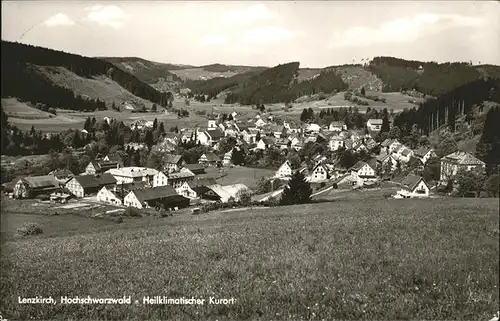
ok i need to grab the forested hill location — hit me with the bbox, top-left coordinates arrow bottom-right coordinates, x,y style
1,41 -> 171,111
188,62 -> 348,105
369,56 -> 500,96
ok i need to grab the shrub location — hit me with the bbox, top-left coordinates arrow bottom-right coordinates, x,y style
320,182 -> 326,188
332,183 -> 338,189
17,222 -> 43,236
124,207 -> 142,217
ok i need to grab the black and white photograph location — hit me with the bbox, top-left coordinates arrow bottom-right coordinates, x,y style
0,1 -> 499,320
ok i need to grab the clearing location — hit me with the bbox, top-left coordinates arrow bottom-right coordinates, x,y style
1,198 -> 498,320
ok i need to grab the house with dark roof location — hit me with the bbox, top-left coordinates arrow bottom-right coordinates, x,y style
123,186 -> 190,210
349,161 -> 376,185
163,154 -> 184,173
256,137 -> 275,150
367,119 -> 383,131
97,186 -> 123,206
167,170 -> 195,189
184,163 -> 206,175
396,174 -> 430,198
85,159 -> 121,175
414,147 -> 436,165
65,173 -> 117,198
13,175 -> 61,199
198,152 -> 221,167
329,121 -> 347,132
49,169 -> 74,183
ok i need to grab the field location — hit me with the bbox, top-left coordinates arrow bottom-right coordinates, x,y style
198,166 -> 276,190
1,198 -> 498,320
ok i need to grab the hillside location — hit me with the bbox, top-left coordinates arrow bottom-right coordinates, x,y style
101,57 -> 184,92
1,41 -> 171,111
368,56 -> 500,96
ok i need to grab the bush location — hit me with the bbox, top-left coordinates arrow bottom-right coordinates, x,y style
124,207 -> 142,217
320,182 -> 326,188
17,222 -> 43,236
332,183 -> 338,189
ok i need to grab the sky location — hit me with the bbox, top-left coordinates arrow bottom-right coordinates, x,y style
1,1 -> 499,68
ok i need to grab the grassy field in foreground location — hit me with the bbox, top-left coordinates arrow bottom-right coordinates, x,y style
1,198 -> 498,320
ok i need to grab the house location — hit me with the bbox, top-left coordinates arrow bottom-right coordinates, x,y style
184,163 -> 206,175
199,152 -> 221,167
206,128 -> 225,146
269,125 -> 285,139
275,138 -> 291,150
352,140 -> 367,152
105,167 -> 159,186
256,137 -> 275,150
207,117 -> 217,129
388,140 -> 402,154
440,151 -> 486,182
153,171 -> 169,187
328,136 -> 345,152
399,148 -> 414,163
255,118 -> 266,127
85,160 -> 120,175
196,131 -> 211,146
242,128 -> 260,144
167,171 -> 195,189
395,174 -> 430,198
414,147 -> 437,165
175,181 -> 198,199
275,160 -> 293,179
97,186 -> 123,206
349,161 -> 376,185
329,121 -> 347,132
66,173 -> 117,198
376,154 -> 398,173
207,184 -> 252,203
13,176 -> 61,199
123,186 -> 190,210
308,163 -> 330,183
366,119 -> 383,131
103,154 -> 124,166
163,154 -> 184,173
305,123 -> 321,134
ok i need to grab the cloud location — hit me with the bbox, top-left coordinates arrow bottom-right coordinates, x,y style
222,4 -> 275,25
241,26 -> 296,44
43,13 -> 75,27
85,5 -> 130,29
200,35 -> 229,45
328,13 -> 485,49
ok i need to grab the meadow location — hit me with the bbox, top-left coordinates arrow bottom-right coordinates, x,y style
1,198 -> 498,320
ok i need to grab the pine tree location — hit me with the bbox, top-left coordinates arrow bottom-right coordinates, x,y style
300,109 -> 308,122
381,115 -> 390,133
360,86 -> 366,96
476,106 -> 500,174
158,121 -> 165,134
153,118 -> 158,131
152,103 -> 157,112
279,170 -> 312,205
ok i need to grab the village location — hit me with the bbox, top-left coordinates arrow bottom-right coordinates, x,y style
6,109 -> 487,218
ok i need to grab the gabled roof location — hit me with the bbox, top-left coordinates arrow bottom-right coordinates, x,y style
401,148 -> 413,157
185,163 -> 205,172
443,151 -> 485,165
50,169 -> 74,178
201,152 -> 220,162
376,154 -> 394,162
414,147 -> 432,157
73,175 -> 100,189
168,171 -> 195,179
401,174 -> 426,191
261,137 -> 276,145
132,186 -> 179,202
22,175 -> 59,189
207,128 -> 224,139
350,161 -> 368,171
98,173 -> 117,186
164,154 -> 183,164
367,118 -> 383,125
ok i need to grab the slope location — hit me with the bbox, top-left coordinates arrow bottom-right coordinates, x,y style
1,41 -> 171,111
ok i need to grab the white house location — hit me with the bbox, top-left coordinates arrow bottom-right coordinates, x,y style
275,160 -> 293,179
395,174 -> 430,198
329,121 -> 347,132
414,147 -> 437,165
398,148 -> 414,163
440,151 -> 486,182
175,181 -> 198,199
308,163 -> 330,183
306,123 -> 321,134
223,149 -> 233,167
256,137 -> 275,150
242,128 -> 260,145
255,119 -> 267,127
376,154 -> 398,173
163,154 -> 183,173
123,185 -> 188,210
350,161 -> 376,185
153,171 -> 169,187
105,167 -> 158,186
97,186 -> 122,206
329,136 -> 345,151
366,119 -> 383,131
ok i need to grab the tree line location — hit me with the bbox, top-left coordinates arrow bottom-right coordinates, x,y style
2,41 -> 171,109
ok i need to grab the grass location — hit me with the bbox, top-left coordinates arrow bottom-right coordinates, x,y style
0,198 -> 498,320
208,166 -> 276,190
